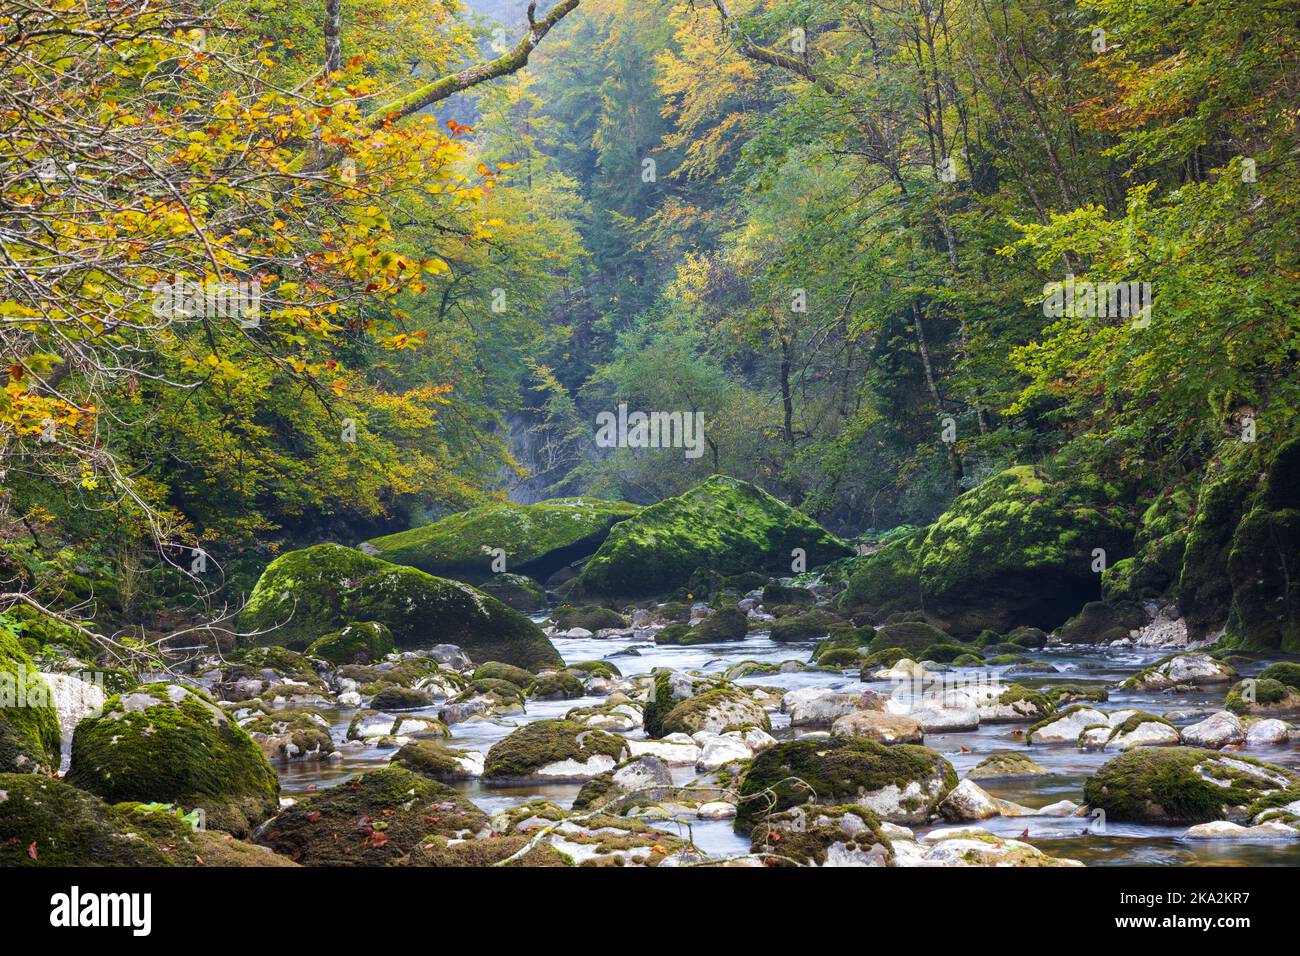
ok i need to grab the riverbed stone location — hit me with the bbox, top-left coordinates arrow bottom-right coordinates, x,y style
831,711 -> 924,744
968,752 -> 1049,779
659,685 -> 770,736
788,690 -> 883,727
1122,652 -> 1237,691
1245,719 -> 1291,745
392,740 -> 484,781
1180,711 -> 1245,749
483,719 -> 627,782
0,628 -> 61,774
1027,705 -> 1108,744
749,804 -> 893,866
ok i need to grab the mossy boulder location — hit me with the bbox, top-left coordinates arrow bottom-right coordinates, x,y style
552,604 -> 627,632
655,606 -> 748,645
240,708 -> 334,762
475,572 -> 547,612
0,625 -> 60,773
734,738 -> 956,831
750,804 -> 893,866
471,661 -> 535,688
1083,746 -> 1300,823
660,686 -> 770,736
842,466 -> 1133,637
770,608 -> 842,643
527,671 -> 585,700
868,620 -> 951,656
362,497 -> 639,583
483,719 -> 627,782
306,621 -> 393,665
1181,439 -> 1300,650
66,683 -> 279,836
240,543 -> 561,669
1055,601 -> 1144,644
0,774 -> 293,867
762,583 -> 815,607
369,685 -> 431,710
391,740 -> 483,781
574,476 -> 852,599
410,833 -> 569,867
812,625 -> 877,664
1225,678 -> 1300,716
1258,663 -> 1300,691
255,767 -> 487,865
969,752 -> 1049,780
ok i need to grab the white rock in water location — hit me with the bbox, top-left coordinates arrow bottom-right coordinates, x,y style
1246,719 -> 1290,745
740,727 -> 777,752
1179,711 -> 1244,749
939,779 -> 1000,822
338,690 -> 363,707
1185,820 -> 1300,840
40,672 -> 107,771
695,734 -> 752,771
697,801 -> 736,820
780,687 -> 831,712
564,627 -> 594,639
908,705 -> 979,733
1109,720 -> 1180,751
532,753 -> 618,780
1030,707 -> 1107,742
1037,800 -> 1082,817
1128,652 -> 1235,690
789,692 -> 878,727
627,735 -> 699,766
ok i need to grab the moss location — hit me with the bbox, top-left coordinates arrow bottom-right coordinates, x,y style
391,740 -> 479,781
256,767 -> 487,865
661,686 -> 770,736
369,685 -> 431,710
1044,684 -> 1109,706
762,583 -> 814,606
969,752 -> 1048,779
306,621 -> 394,665
1107,711 -> 1174,741
770,608 -> 842,643
859,646 -> 911,670
527,671 -> 585,700
750,804 -> 894,866
642,671 -> 682,738
0,774 -> 292,867
1258,663 -> 1300,691
240,543 -> 561,669
868,620 -> 950,655
1083,746 -> 1300,823
411,833 -> 570,867
843,465 -> 1134,636
1026,704 -> 1101,743
472,661 -> 535,688
0,624 -> 60,773
483,719 -> 626,780
363,498 -> 639,583
476,573 -> 547,613
994,684 -> 1055,720
734,738 -> 956,833
818,647 -> 869,668
569,660 -> 621,679
241,708 -> 334,760
656,606 -> 748,645
65,683 -> 279,836
919,643 -> 972,663
574,476 -> 852,599
1226,678 -> 1297,715
552,604 -> 626,632
1055,601 -> 1143,644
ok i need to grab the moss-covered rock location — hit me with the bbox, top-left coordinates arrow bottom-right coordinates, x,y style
362,498 -> 639,583
968,752 -> 1049,780
660,686 -> 770,736
1181,439 -> 1300,650
762,583 -> 815,607
574,476 -> 852,599
240,543 -> 561,669
483,719 -> 627,782
769,608 -> 842,643
655,606 -> 748,645
1083,746 -> 1300,823
476,573 -> 547,612
1055,601 -> 1144,644
410,833 -> 570,867
0,625 -> 60,773
471,661 -> 535,688
391,740 -> 483,781
868,620 -> 951,656
527,671 -> 585,700
1225,678 -> 1300,716
0,774 -> 294,867
240,708 -> 334,762
369,685 -> 431,710
306,621 -> 393,665
66,683 -> 279,836
842,466 -> 1133,636
750,804 -> 893,866
734,738 -> 956,831
255,766 -> 487,865
1258,663 -> 1300,691
552,604 -> 627,632
1121,652 -> 1237,691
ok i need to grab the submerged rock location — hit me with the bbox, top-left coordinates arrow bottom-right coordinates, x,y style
1122,652 -> 1237,691
240,543 -> 561,670
66,683 -> 279,837
968,752 -> 1049,780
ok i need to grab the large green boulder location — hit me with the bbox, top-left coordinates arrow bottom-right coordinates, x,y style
240,543 -> 561,669
0,625 -> 60,773
362,497 -> 639,583
483,719 -> 627,782
574,476 -> 852,599
0,774 -> 294,867
65,683 -> 280,836
842,466 -> 1133,637
734,738 -> 956,831
1084,746 -> 1300,823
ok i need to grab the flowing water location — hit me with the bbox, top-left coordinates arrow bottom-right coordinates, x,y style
273,619 -> 1300,866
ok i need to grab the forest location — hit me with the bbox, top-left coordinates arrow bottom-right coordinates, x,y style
0,0 -> 1298,875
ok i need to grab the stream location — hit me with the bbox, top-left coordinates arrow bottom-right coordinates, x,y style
273,616 -> 1300,867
